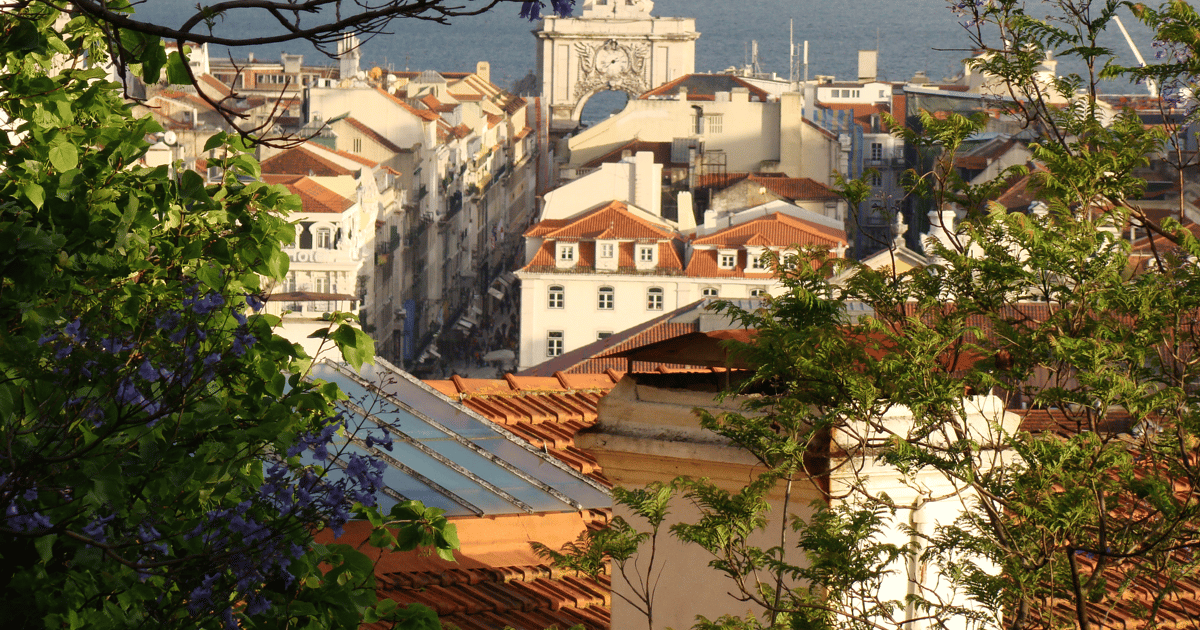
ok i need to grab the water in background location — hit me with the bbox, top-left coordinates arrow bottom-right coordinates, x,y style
133,0 -> 1159,101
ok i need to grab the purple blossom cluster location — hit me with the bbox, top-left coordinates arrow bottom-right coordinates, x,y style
519,0 -> 573,21
11,275 -> 401,628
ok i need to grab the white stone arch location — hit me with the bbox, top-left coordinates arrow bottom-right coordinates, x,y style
536,5 -> 697,131
569,87 -> 634,126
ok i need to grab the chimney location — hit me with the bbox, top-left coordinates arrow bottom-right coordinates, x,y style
676,191 -> 696,232
632,151 -> 658,215
476,61 -> 491,84
858,50 -> 878,83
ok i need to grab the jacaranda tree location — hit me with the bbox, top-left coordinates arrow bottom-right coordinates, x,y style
0,4 -> 468,629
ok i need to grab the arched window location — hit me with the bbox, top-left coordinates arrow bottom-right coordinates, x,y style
701,287 -> 719,298
548,285 -> 565,309
647,287 -> 663,310
598,286 -> 614,310
749,288 -> 766,298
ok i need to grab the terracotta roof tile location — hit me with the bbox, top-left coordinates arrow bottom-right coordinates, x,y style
686,249 -> 776,279
539,201 -> 676,241
341,117 -> 404,153
325,514 -> 610,630
525,219 -> 570,238
692,212 -> 847,249
641,73 -> 770,102
423,373 -> 620,483
376,87 -> 441,121
261,174 -> 353,213
520,301 -> 719,376
261,144 -> 356,177
696,173 -> 842,201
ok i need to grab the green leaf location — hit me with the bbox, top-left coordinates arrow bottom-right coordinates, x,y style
35,534 -> 56,564
330,323 -> 375,369
164,51 -> 190,85
48,138 -> 78,172
264,247 -> 289,280
23,182 -> 45,209
203,133 -> 227,153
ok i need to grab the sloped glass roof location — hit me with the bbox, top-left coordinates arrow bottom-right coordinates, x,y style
305,360 -> 611,517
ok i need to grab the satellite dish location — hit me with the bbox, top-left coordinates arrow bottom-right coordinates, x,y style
163,131 -> 178,146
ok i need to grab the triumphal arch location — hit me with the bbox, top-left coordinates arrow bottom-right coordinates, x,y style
535,0 -> 698,131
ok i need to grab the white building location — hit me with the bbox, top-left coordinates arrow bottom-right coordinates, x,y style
305,63 -> 539,370
516,199 -> 685,370
517,152 -> 846,371
566,76 -> 844,183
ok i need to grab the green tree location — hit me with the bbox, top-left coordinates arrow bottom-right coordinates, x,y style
537,2 -> 1200,629
0,5 -> 459,629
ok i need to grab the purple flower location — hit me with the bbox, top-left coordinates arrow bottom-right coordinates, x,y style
155,312 -> 180,332
63,318 -> 85,341
116,379 -> 143,406
245,294 -> 264,311
82,513 -> 115,543
138,360 -> 159,382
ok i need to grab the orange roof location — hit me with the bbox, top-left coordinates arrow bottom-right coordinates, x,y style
685,249 -> 775,279
641,73 -> 770,102
341,117 -> 404,153
520,301 -> 723,376
692,212 -> 847,248
262,174 -> 353,213
196,73 -> 232,99
423,372 -> 620,484
696,172 -> 842,202
533,201 -> 677,242
261,144 -> 356,177
323,513 -> 610,630
376,87 -> 441,121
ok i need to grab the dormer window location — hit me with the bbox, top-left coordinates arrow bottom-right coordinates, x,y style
600,242 -> 615,258
638,245 -> 656,263
556,243 -> 577,267
750,255 -> 766,270
718,252 -> 736,269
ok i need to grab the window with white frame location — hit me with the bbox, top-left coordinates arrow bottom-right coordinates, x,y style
869,171 -> 883,187
647,287 -> 663,310
598,286 -> 614,310
548,285 -> 564,309
316,227 -> 333,249
750,288 -> 767,297
558,244 -> 575,262
286,273 -> 297,293
638,245 -> 656,263
870,142 -> 883,161
719,253 -> 736,269
750,254 -> 766,270
600,242 -> 615,258
705,114 -> 723,134
315,275 -> 328,293
702,287 -> 719,297
547,331 -> 564,357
